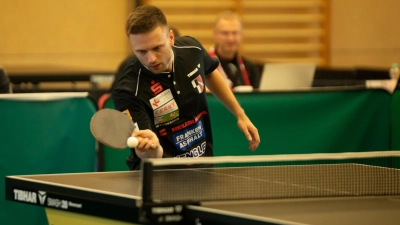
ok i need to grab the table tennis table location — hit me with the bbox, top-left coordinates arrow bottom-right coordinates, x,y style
6,161 -> 400,225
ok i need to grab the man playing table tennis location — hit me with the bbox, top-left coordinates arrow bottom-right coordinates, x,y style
111,5 -> 260,170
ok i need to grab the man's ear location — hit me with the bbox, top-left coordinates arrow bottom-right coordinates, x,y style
169,29 -> 175,46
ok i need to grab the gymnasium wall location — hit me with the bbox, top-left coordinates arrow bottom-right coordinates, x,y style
0,0 -> 134,74
330,0 -> 400,69
0,0 -> 399,73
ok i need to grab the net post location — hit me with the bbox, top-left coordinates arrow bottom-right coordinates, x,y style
141,160 -> 153,204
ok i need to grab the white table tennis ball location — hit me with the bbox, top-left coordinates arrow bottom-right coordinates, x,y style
127,136 -> 139,148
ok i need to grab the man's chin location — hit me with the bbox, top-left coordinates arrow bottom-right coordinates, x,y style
222,47 -> 238,54
147,65 -> 164,74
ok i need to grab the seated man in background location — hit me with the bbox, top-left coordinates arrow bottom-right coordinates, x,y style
0,66 -> 12,93
209,10 -> 261,90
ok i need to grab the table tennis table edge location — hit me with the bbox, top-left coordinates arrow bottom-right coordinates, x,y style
184,204 -> 307,225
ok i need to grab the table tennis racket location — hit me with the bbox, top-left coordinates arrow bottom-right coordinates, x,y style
90,108 -> 140,150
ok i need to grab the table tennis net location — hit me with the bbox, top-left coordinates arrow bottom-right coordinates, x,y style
141,151 -> 400,204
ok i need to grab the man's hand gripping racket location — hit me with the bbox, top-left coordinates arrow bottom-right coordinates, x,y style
90,108 -> 157,150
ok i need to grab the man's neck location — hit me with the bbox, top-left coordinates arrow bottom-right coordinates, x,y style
166,49 -> 175,72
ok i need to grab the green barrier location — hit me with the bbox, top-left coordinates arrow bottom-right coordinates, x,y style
391,90 -> 400,150
391,90 -> 400,168
101,89 -> 393,171
208,89 -> 391,156
0,93 -> 97,225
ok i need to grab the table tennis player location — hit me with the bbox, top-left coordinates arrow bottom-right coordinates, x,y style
111,5 -> 260,170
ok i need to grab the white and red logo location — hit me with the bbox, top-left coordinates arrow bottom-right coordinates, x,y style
191,75 -> 204,94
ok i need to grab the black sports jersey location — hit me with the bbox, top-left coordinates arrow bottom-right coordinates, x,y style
112,36 -> 219,169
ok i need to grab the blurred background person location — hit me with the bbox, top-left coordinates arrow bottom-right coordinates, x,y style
209,10 -> 261,90
0,66 -> 12,93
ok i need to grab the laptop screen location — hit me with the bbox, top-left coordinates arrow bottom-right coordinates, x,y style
258,63 -> 316,91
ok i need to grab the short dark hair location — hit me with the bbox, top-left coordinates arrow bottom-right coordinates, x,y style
125,5 -> 168,35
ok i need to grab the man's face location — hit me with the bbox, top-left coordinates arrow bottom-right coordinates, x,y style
213,18 -> 242,57
128,26 -> 174,74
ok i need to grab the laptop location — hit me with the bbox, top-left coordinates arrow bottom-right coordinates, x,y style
258,63 -> 316,91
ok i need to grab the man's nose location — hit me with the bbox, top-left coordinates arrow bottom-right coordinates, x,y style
227,32 -> 236,41
147,51 -> 157,63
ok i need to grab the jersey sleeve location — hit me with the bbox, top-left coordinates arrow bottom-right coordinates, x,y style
182,36 -> 220,75
111,67 -> 151,171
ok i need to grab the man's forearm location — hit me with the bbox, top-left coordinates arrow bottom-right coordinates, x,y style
206,70 -> 246,119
